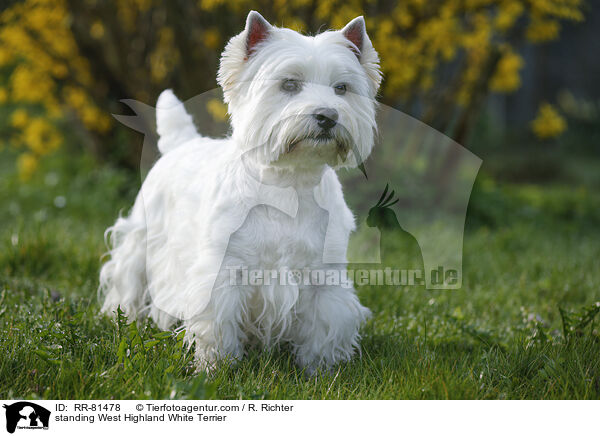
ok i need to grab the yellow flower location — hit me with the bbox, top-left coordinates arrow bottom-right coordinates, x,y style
81,106 -> 99,128
10,109 -> 29,129
17,152 -> 39,181
63,86 -> 88,110
495,1 -> 524,31
10,65 -> 55,103
22,118 -> 62,154
490,50 -> 523,92
0,87 -> 8,104
531,103 -> 566,139
206,98 -> 228,122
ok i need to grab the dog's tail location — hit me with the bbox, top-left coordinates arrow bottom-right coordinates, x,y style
156,89 -> 198,154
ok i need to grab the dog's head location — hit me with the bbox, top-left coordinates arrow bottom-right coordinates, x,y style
218,11 -> 381,172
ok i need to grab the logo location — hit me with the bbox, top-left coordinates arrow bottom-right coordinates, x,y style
2,402 -> 50,433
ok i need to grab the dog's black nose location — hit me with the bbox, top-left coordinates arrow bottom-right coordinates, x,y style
313,108 -> 338,130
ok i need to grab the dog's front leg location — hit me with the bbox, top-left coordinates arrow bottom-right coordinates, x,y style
290,284 -> 371,376
186,284 -> 253,372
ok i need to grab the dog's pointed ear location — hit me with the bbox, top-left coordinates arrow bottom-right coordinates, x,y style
342,16 -> 367,58
245,11 -> 272,57
218,11 -> 273,104
341,16 -> 382,95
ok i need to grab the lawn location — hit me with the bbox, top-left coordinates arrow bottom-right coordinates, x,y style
1,148 -> 600,400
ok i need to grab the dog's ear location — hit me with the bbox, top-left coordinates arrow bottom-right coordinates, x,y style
342,16 -> 366,58
218,11 -> 273,104
245,11 -> 272,57
341,16 -> 382,95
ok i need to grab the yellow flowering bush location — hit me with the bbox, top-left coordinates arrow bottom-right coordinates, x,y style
489,49 -> 524,93
531,103 -> 567,139
0,0 -> 585,179
0,0 -> 111,178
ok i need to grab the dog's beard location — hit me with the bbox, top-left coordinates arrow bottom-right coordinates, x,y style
280,133 -> 352,172
286,133 -> 350,157
262,115 -> 355,166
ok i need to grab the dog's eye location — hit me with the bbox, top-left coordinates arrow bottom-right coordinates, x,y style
281,79 -> 302,93
334,84 -> 347,95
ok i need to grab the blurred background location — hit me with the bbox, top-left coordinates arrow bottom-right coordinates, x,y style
0,0 -> 597,179
0,0 -> 595,181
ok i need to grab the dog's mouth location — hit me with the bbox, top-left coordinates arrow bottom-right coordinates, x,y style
315,132 -> 333,141
286,133 -> 347,154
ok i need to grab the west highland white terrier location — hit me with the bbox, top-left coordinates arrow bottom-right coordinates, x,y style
99,11 -> 382,374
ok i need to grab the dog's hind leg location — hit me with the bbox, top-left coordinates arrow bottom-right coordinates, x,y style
99,209 -> 149,320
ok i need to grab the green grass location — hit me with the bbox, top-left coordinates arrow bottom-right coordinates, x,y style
1,149 -> 600,399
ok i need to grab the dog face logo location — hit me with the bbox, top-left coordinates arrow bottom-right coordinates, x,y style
2,402 -> 50,433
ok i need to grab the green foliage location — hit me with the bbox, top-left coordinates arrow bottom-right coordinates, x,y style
559,302 -> 600,342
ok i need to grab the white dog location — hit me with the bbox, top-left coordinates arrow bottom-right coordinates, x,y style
99,11 -> 382,374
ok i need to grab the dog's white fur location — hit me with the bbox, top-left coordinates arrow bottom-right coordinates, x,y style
99,11 -> 382,374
